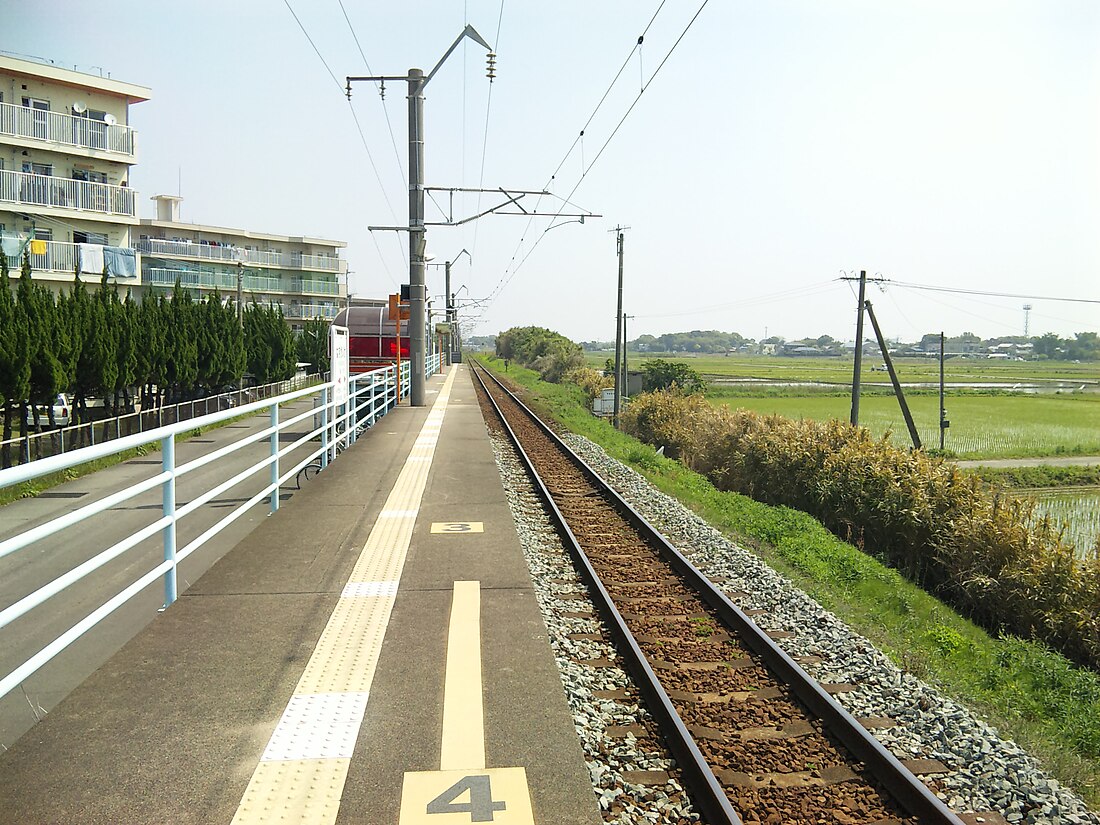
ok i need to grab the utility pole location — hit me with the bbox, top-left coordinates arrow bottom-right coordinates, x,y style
347,25 -> 493,406
611,226 -> 629,427
850,270 -> 867,426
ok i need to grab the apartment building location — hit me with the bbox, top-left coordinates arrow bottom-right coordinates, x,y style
138,195 -> 346,328
0,54 -> 149,291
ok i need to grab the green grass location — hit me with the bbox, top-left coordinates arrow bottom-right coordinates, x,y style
478,353 -> 1100,807
711,393 -> 1100,459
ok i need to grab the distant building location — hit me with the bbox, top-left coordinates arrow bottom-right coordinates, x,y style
0,54 -> 150,293
137,195 -> 347,329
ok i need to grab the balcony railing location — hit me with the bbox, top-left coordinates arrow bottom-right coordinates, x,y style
293,278 -> 340,295
135,239 -> 341,272
1,238 -> 78,274
286,303 -> 339,320
0,101 -> 136,156
0,169 -> 135,217
143,268 -> 338,300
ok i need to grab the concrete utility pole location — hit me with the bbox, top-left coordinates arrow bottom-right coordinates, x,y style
347,25 -> 493,406
849,270 -> 867,426
611,226 -> 629,427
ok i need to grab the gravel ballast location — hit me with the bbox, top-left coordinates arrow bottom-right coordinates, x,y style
486,420 -> 1099,825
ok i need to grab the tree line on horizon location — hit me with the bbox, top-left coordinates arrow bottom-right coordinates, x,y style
0,252 -> 329,468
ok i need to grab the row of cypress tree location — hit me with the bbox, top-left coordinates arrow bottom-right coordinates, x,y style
0,251 -> 306,468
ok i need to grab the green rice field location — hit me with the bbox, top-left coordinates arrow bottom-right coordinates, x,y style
711,393 -> 1100,459
1031,488 -> 1100,557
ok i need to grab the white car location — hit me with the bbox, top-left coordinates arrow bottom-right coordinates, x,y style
25,393 -> 73,428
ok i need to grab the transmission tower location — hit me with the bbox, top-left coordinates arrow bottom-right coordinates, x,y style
1023,303 -> 1032,336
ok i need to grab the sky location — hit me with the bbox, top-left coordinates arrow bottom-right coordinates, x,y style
8,0 -> 1099,344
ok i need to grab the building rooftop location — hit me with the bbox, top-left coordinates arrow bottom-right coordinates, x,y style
0,53 -> 151,103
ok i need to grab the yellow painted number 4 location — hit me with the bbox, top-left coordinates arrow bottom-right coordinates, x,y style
427,775 -> 505,822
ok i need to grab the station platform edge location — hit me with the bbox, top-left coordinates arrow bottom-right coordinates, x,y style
0,364 -> 602,825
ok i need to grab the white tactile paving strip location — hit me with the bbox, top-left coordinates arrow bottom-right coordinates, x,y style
231,367 -> 458,825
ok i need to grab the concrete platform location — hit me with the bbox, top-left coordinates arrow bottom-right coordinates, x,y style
0,364 -> 600,825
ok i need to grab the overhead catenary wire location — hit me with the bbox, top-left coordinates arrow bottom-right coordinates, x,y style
283,0 -> 406,278
469,0 -> 507,282
484,0 -> 668,304
484,0 -> 707,308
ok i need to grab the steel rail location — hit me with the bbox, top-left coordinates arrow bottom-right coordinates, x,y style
472,364 -> 743,825
473,363 -> 965,825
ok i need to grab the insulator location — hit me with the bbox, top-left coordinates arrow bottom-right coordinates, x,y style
486,52 -> 497,82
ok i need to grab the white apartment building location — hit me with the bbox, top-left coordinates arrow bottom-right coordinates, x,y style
138,195 -> 346,328
0,54 -> 149,291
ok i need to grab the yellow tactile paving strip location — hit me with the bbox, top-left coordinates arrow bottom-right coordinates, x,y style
439,581 -> 484,772
231,367 -> 457,825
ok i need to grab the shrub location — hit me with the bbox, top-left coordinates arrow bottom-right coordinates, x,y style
621,391 -> 1100,671
566,367 -> 614,402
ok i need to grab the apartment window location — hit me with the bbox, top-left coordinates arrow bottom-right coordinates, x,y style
33,228 -> 52,241
72,169 -> 108,184
22,162 -> 53,176
73,230 -> 107,245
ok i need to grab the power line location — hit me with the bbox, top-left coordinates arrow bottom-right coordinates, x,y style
484,0 -> 668,304
283,0 -> 406,277
859,278 -> 1100,305
485,0 -> 709,307
282,0 -> 343,93
337,0 -> 406,187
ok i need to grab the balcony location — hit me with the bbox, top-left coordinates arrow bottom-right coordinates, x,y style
143,268 -> 336,297
1,238 -> 78,273
0,101 -> 135,157
0,169 -> 136,218
293,278 -> 340,295
135,238 -> 341,272
286,303 -> 339,320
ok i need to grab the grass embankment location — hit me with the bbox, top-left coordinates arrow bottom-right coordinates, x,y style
476,354 -> 1100,807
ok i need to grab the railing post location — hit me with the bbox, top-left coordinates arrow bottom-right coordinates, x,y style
162,434 -> 177,608
270,403 -> 280,513
350,379 -> 359,444
320,386 -> 329,468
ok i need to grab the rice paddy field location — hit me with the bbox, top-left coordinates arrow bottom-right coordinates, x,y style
1030,488 -> 1100,558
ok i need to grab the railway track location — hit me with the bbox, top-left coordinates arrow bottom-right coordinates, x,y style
472,363 -> 966,825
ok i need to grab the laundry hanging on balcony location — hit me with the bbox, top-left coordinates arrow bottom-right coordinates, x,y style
29,239 -> 48,255
0,232 -> 29,259
78,242 -> 105,275
103,246 -> 137,278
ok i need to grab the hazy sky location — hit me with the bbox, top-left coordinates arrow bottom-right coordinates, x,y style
9,1 -> 1099,343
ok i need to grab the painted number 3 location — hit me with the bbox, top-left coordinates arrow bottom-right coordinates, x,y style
426,775 -> 506,822
443,523 -> 472,532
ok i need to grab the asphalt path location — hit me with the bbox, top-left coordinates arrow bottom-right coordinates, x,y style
0,398 -> 320,749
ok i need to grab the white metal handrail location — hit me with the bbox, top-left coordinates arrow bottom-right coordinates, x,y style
0,169 -> 135,217
0,362 -> 416,703
0,101 -> 135,156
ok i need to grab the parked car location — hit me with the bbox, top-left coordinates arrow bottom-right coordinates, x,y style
25,393 -> 73,428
